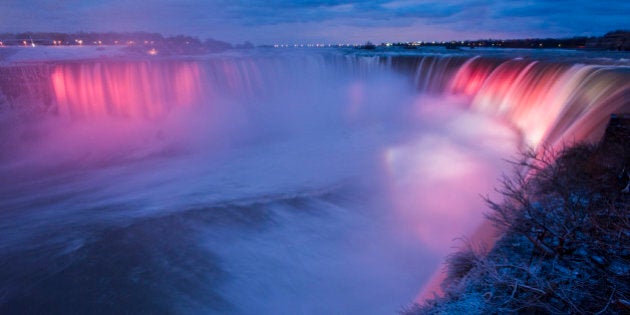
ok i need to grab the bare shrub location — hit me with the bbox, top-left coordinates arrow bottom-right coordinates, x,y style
407,139 -> 630,314
442,241 -> 487,290
481,142 -> 630,314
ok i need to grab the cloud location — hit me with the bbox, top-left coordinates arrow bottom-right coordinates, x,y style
0,0 -> 628,44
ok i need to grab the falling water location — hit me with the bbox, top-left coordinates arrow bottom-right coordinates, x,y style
448,56 -> 630,146
0,48 -> 628,314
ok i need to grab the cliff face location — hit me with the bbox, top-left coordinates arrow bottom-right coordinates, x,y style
586,30 -> 630,51
602,114 -> 630,148
0,65 -> 53,113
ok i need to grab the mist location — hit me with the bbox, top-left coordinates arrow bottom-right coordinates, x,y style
0,50 -> 526,313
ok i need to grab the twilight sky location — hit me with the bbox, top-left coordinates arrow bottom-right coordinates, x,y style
1,0 -> 628,45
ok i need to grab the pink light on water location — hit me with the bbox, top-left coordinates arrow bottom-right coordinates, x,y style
51,61 -> 204,119
380,106 -> 519,301
449,58 -> 630,147
449,57 -> 496,96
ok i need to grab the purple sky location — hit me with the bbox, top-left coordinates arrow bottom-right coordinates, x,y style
1,0 -> 628,45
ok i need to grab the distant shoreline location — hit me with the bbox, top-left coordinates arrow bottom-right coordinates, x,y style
1,30 -> 628,51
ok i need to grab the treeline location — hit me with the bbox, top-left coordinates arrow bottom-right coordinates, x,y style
359,30 -> 629,51
0,31 -> 238,53
381,36 -> 590,49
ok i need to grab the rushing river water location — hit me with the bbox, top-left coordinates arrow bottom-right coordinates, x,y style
0,47 -> 628,314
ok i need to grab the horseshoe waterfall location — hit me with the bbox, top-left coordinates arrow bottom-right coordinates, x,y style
0,48 -> 628,314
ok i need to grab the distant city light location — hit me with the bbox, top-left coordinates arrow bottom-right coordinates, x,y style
0,32 -> 601,50
147,48 -> 158,55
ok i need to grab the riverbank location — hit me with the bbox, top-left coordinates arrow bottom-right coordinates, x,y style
407,114 -> 630,314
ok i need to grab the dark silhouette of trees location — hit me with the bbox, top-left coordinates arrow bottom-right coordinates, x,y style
0,32 -> 233,53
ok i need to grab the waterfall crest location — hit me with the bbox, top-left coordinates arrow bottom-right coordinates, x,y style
1,53 -> 627,148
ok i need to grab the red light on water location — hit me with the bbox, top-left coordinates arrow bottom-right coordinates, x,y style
51,61 -> 203,119
448,58 -> 629,147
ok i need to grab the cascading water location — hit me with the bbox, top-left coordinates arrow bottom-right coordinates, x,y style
448,56 -> 630,147
0,48 -> 628,314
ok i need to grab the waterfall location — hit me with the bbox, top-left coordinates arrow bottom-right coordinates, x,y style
446,57 -> 630,146
1,53 -> 627,148
1,50 -> 628,314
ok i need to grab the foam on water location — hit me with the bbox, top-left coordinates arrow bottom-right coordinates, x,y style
0,48 -> 628,313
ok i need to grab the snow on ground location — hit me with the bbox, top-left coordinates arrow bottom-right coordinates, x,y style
0,45 -> 129,64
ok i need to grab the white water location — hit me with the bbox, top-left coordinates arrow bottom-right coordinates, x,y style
0,48 -> 626,314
